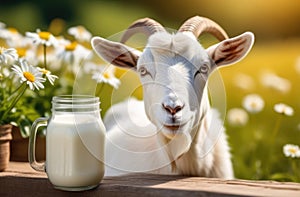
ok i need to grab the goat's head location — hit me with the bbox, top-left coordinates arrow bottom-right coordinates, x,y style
92,16 -> 254,141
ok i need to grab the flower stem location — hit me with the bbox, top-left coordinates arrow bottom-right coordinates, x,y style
291,159 -> 300,181
7,83 -> 24,100
96,83 -> 104,96
271,115 -> 282,144
43,44 -> 47,69
1,83 -> 27,122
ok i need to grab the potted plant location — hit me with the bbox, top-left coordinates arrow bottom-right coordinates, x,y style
0,21 -> 121,164
0,28 -> 59,163
0,124 -> 12,171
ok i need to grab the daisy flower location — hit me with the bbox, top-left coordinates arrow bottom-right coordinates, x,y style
68,25 -> 92,42
11,60 -> 46,90
92,65 -> 120,89
56,40 -> 91,64
25,29 -> 58,47
283,144 -> 300,158
38,67 -> 58,85
260,72 -> 291,94
0,27 -> 25,48
226,108 -> 249,127
233,73 -> 255,90
83,61 -> 100,73
0,46 -> 18,65
0,27 -> 21,40
242,94 -> 265,114
56,39 -> 91,74
15,47 -> 27,59
274,103 -> 294,116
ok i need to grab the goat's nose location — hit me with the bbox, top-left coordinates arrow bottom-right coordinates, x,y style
162,103 -> 184,115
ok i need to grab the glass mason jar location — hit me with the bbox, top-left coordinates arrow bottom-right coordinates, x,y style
29,95 -> 106,191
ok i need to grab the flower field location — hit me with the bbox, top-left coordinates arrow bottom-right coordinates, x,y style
220,40 -> 300,182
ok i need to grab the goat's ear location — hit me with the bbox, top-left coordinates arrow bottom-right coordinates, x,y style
91,36 -> 142,70
206,32 -> 254,67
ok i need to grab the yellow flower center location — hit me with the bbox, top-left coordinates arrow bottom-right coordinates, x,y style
250,102 -> 257,109
23,72 -> 35,82
288,148 -> 297,154
78,26 -> 85,34
16,48 -> 26,57
103,72 -> 110,79
65,41 -> 78,51
38,31 -> 51,40
8,27 -> 18,34
39,68 -> 49,75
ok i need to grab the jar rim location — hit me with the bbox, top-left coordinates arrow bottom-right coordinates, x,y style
53,95 -> 99,102
52,95 -> 100,112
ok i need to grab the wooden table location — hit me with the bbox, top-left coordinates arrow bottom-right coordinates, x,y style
1,162 -> 300,196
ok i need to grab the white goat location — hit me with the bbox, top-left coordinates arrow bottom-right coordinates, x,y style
91,16 -> 254,178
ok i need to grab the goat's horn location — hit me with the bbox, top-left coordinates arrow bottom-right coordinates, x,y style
178,16 -> 229,41
120,18 -> 166,43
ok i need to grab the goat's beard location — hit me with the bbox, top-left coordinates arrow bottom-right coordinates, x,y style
158,126 -> 193,160
145,100 -> 199,159
154,113 -> 199,160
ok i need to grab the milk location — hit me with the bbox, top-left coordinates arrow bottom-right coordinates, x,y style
46,114 -> 105,189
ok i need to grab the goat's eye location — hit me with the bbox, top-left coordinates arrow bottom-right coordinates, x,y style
194,70 -> 200,78
139,67 -> 148,76
200,64 -> 209,74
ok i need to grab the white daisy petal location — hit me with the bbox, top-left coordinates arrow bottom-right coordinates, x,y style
11,60 -> 46,91
260,72 -> 291,93
227,108 -> 249,126
37,67 -> 58,85
28,82 -> 34,90
68,25 -> 92,42
0,46 -> 18,65
283,144 -> 300,158
26,29 -> 58,47
91,65 -> 120,89
242,94 -> 265,114
274,103 -> 294,116
56,40 -> 91,67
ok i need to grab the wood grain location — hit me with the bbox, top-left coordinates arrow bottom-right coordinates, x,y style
0,162 -> 299,197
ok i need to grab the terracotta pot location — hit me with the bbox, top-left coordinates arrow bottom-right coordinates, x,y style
0,124 -> 13,172
10,126 -> 46,162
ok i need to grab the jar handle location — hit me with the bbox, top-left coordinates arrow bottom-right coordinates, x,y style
28,117 -> 48,172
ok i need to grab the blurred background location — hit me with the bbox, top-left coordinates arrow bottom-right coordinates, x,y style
1,0 -> 300,41
1,0 -> 300,181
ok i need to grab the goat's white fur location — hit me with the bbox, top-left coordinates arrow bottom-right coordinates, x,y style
104,88 -> 233,178
92,19 -> 254,179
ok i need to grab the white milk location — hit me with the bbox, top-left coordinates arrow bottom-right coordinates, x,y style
46,114 -> 105,188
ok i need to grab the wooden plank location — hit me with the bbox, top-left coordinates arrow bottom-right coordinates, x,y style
0,162 -> 300,197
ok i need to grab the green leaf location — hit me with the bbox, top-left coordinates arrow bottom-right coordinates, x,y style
270,173 -> 297,182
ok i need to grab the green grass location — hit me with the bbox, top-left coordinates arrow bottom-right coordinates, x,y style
220,39 -> 300,181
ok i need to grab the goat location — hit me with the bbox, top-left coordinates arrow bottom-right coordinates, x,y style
91,16 -> 254,178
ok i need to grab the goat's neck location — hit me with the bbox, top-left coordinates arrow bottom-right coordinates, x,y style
175,94 -> 212,176
160,88 -> 212,175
